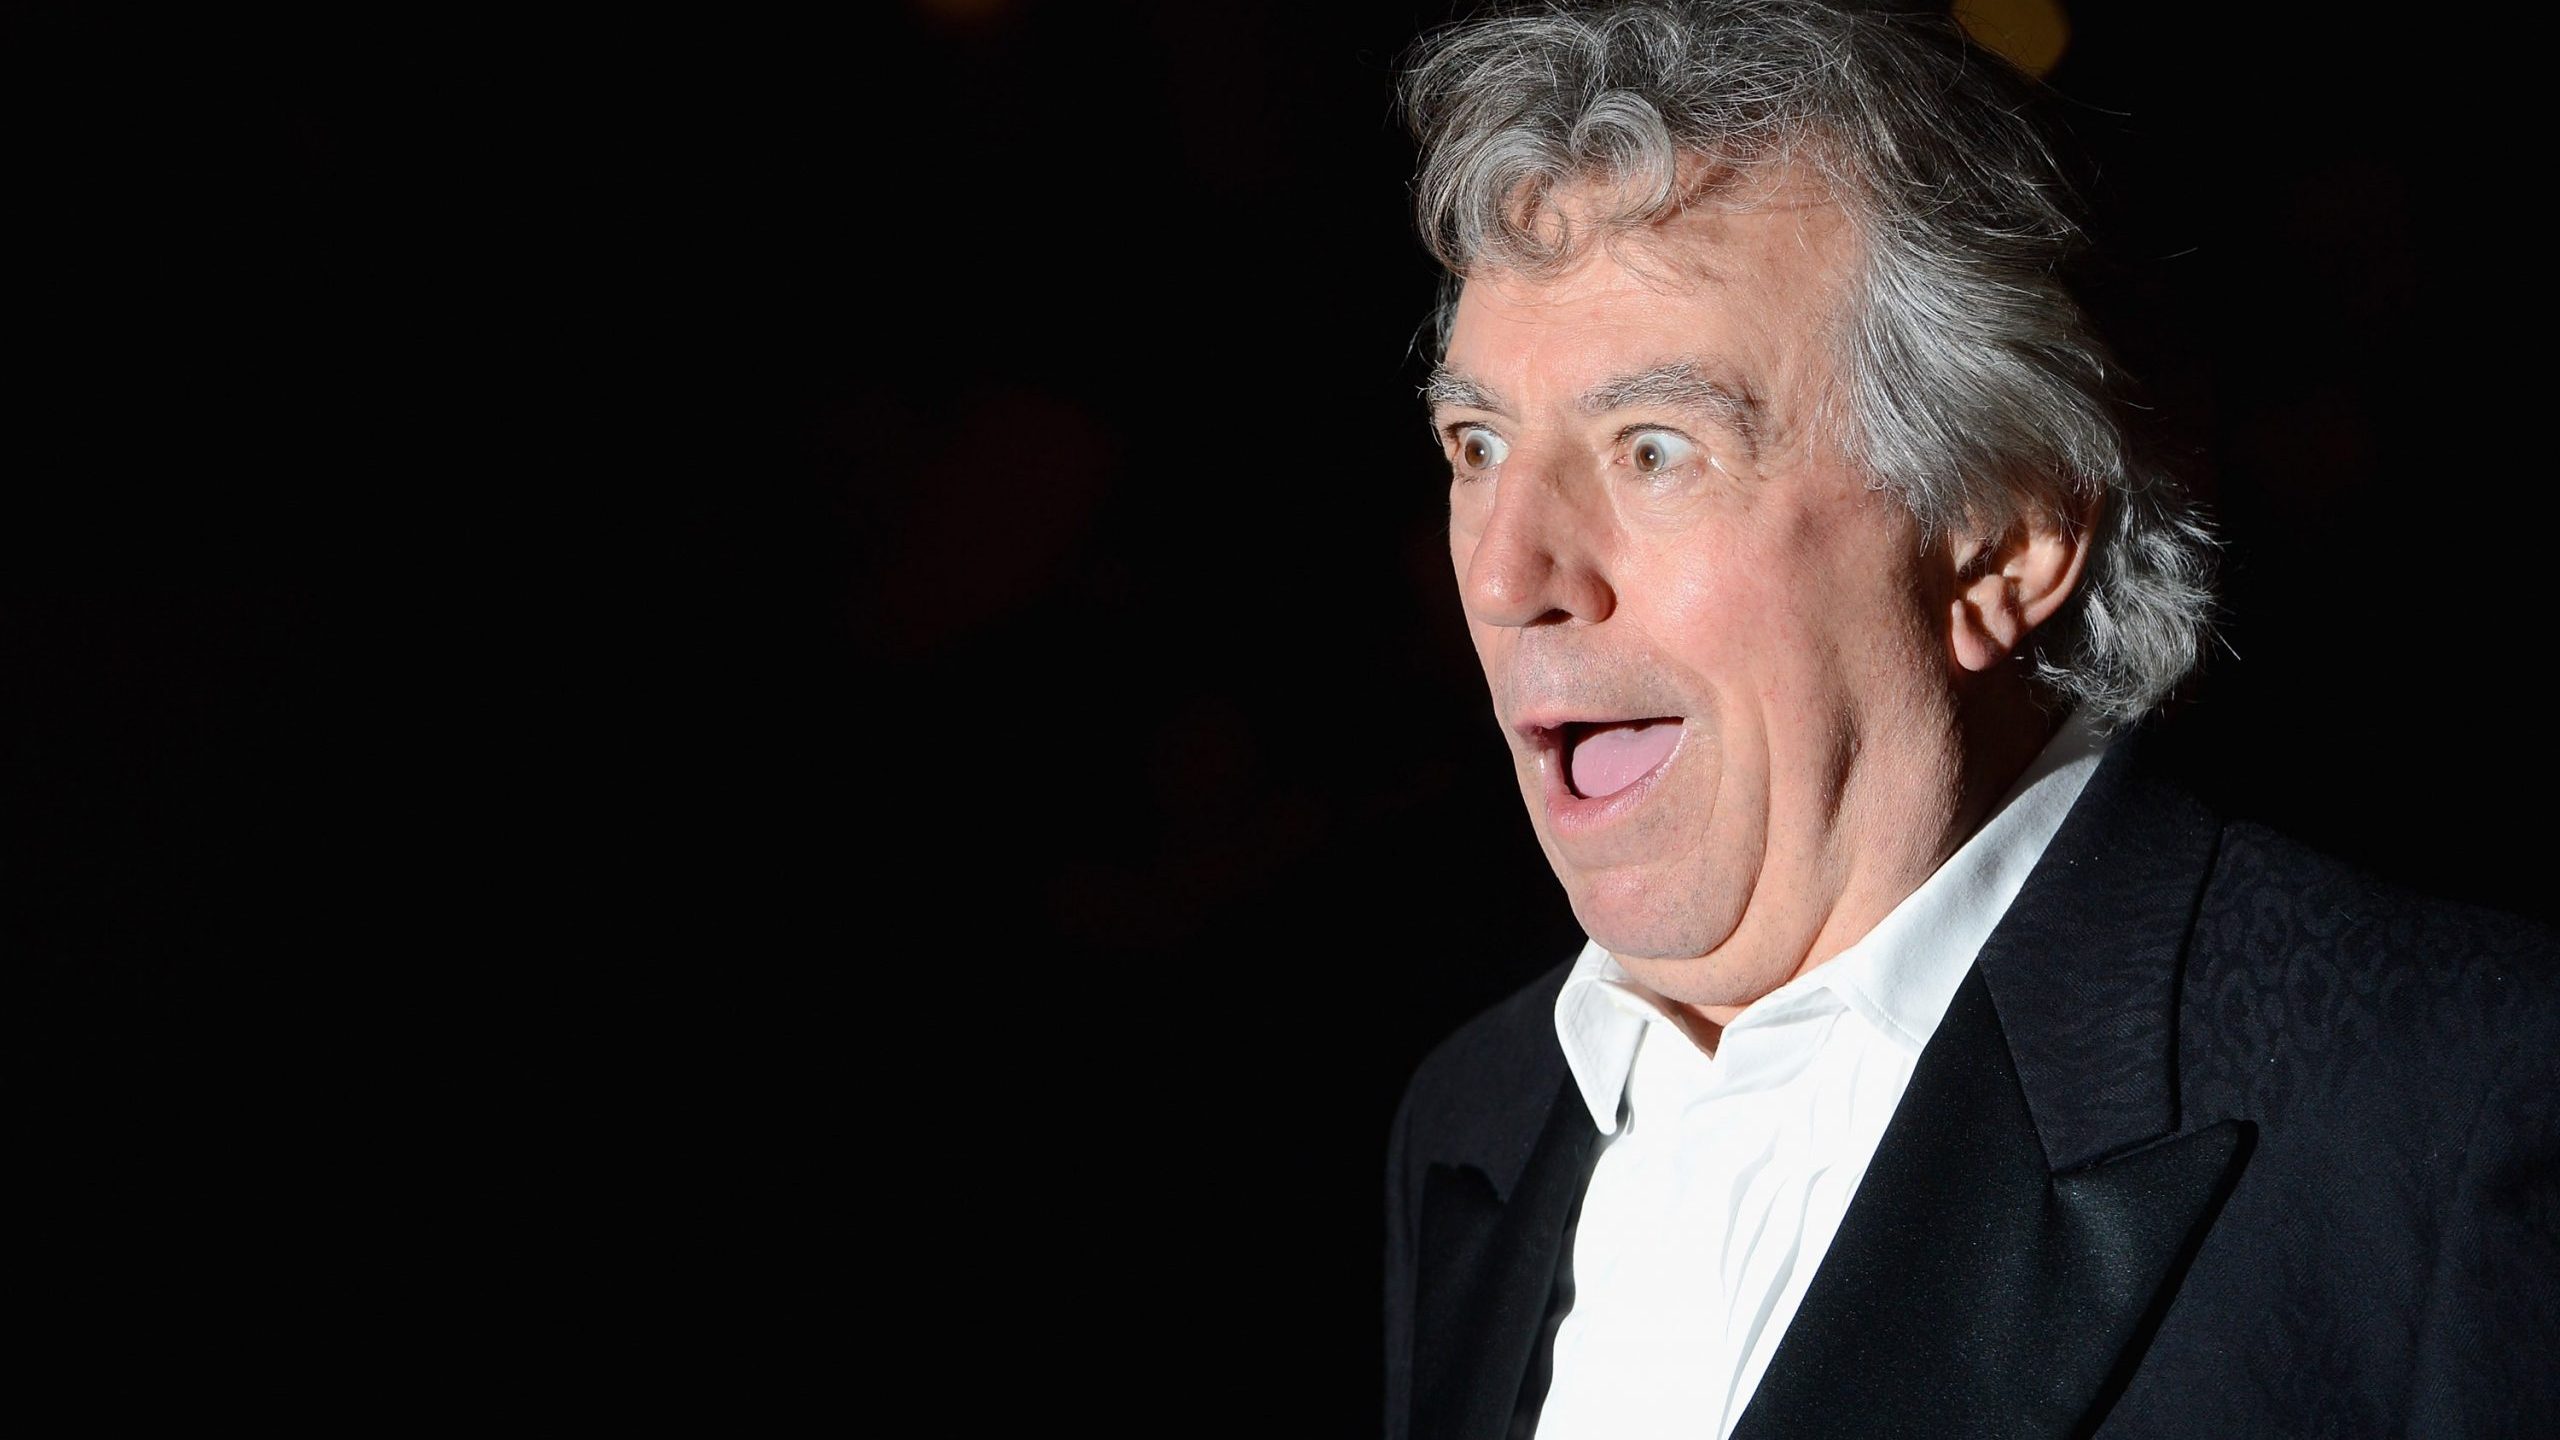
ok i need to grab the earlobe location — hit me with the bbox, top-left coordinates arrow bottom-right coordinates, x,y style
1945,497 -> 2097,674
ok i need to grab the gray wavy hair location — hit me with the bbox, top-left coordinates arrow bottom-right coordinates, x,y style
1400,0 -> 2215,726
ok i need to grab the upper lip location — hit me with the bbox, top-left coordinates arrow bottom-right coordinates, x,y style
1507,712 -> 1689,804
1510,712 -> 1685,754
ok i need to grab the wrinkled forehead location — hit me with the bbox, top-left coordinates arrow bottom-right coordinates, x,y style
1545,156 -> 1848,251
1439,161 -> 1861,354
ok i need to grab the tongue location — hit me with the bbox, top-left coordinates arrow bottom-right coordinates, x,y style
1568,719 -> 1682,799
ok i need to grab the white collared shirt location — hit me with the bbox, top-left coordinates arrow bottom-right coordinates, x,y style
1534,715 -> 2111,1440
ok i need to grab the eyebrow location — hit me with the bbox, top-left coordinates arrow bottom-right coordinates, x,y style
1577,361 -> 1759,445
1422,367 -> 1505,414
1424,359 -> 1760,451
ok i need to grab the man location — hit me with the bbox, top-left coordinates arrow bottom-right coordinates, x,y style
1381,4 -> 2559,1438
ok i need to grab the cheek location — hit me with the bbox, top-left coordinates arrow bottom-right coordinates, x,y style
1788,509 -> 1941,673
1636,509 -> 1931,767
1642,538 -> 1801,683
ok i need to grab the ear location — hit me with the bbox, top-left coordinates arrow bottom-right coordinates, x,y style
1945,494 -> 2098,674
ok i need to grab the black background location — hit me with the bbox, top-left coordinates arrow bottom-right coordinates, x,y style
10,0 -> 2553,1424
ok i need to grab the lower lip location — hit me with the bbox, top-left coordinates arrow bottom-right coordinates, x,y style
1542,723 -> 1685,835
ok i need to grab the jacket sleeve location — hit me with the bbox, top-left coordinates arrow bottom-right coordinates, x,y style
2405,1004 -> 2560,1434
1384,1076 -> 1420,1440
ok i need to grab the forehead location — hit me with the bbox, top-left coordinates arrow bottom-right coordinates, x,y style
1442,167 -> 1858,397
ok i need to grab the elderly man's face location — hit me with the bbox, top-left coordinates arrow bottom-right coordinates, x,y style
1430,174 -> 1970,1019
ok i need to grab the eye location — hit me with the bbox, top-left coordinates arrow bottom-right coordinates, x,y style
1628,430 -> 1698,475
1453,426 -> 1509,473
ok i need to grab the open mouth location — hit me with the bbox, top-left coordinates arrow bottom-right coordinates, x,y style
1559,717 -> 1684,800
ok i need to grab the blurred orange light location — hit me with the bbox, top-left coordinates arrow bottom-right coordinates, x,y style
1954,0 -> 2070,78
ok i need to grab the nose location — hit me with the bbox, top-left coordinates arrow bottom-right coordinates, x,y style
1458,465 -> 1616,629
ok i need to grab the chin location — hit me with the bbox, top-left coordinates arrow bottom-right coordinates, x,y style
1563,873 -> 1739,971
1605,942 -> 1792,1015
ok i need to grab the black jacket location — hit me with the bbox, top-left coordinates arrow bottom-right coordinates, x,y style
1385,739 -> 2560,1439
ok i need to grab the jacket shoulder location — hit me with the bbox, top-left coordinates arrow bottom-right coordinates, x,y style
1382,956 -> 1583,1440
1394,955 -> 1579,1165
2184,819 -> 2560,1120
2113,821 -> 2560,1432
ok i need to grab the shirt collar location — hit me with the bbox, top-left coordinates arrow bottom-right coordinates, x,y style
1554,711 -> 2114,1133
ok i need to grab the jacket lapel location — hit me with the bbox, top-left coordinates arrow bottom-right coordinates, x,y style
1729,971 -> 2244,1440
1733,737 -> 2252,1440
1412,1074 -> 1600,1440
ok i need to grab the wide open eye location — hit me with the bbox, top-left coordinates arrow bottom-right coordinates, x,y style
1454,426 -> 1509,473
1628,430 -> 1698,475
